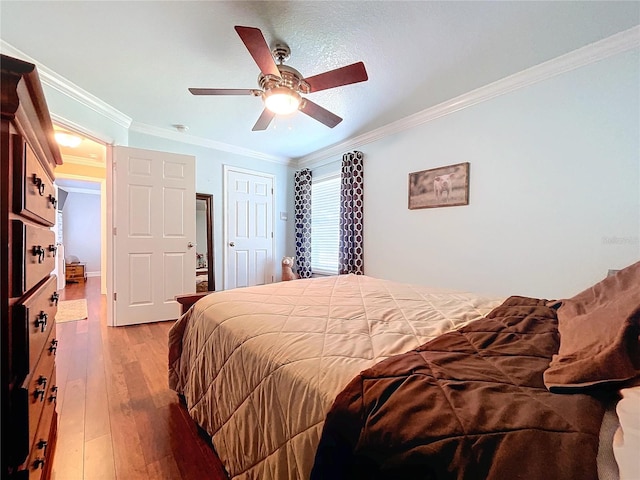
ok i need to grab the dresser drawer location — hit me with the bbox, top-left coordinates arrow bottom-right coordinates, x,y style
13,137 -> 57,227
26,356 -> 56,461
11,221 -> 57,297
13,346 -> 57,471
25,368 -> 57,480
16,276 -> 58,376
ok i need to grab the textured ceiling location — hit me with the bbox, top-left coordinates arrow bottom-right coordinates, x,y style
1,1 -> 638,161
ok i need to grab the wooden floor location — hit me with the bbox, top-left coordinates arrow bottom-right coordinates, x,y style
51,277 -> 229,480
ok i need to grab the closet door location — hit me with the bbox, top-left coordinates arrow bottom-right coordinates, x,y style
224,167 -> 275,290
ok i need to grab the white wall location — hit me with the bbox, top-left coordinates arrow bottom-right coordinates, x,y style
357,49 -> 639,299
62,191 -> 102,276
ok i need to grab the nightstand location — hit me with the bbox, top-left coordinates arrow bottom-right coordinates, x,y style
175,292 -> 211,315
65,262 -> 87,283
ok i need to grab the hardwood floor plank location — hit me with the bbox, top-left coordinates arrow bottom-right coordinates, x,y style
102,334 -> 149,479
147,454 -> 182,480
107,389 -> 149,480
84,364 -> 110,442
58,378 -> 86,436
51,428 -> 84,480
83,434 -> 116,480
131,333 -> 176,409
65,329 -> 88,382
122,360 -> 173,464
54,378 -> 86,480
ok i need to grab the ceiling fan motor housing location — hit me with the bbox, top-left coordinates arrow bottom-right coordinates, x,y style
258,65 -> 310,95
272,43 -> 291,64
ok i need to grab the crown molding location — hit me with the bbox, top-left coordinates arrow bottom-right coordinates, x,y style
58,185 -> 101,196
1,40 -> 132,129
129,121 -> 293,165
60,154 -> 105,167
297,25 -> 640,169
50,112 -> 115,146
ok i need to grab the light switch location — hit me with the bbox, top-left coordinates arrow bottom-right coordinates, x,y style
280,212 -> 288,221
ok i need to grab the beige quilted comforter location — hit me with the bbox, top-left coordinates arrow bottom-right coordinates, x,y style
168,274 -> 504,480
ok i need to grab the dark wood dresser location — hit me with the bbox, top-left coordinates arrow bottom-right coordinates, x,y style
2,54 -> 63,480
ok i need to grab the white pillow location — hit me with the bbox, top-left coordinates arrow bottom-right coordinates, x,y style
613,386 -> 640,480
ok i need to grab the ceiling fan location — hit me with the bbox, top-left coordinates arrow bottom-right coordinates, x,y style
189,26 -> 368,131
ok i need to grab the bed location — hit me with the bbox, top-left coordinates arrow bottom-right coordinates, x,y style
168,264 -> 640,480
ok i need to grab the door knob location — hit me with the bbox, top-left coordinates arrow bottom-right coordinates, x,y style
187,242 -> 195,248
229,242 -> 235,247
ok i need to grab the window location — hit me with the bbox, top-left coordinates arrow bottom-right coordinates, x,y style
311,175 -> 340,275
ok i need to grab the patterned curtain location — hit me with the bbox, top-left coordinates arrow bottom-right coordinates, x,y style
339,151 -> 365,275
294,169 -> 313,278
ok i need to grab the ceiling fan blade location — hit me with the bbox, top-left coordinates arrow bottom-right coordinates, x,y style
189,88 -> 260,96
252,108 -> 276,131
305,62 -> 368,93
299,99 -> 343,128
235,26 -> 281,78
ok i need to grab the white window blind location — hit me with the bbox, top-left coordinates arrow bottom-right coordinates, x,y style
311,175 -> 340,275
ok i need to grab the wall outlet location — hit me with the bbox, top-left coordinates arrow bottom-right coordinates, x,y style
280,212 -> 288,221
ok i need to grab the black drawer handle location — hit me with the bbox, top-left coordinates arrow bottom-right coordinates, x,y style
51,291 -> 59,306
37,439 -> 48,457
35,311 -> 48,332
33,457 -> 45,470
32,174 -> 45,196
33,375 -> 48,402
33,245 -> 45,263
33,387 -> 46,402
49,386 -> 58,404
49,338 -> 58,355
49,194 -> 57,208
49,244 -> 57,256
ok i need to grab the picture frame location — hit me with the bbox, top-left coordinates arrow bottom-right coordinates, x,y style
408,162 -> 470,209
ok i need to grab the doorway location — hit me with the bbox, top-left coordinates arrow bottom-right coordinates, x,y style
53,124 -> 107,297
55,178 -> 103,286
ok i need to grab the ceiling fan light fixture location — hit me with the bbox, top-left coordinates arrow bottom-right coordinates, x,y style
264,87 -> 301,115
54,132 -> 83,148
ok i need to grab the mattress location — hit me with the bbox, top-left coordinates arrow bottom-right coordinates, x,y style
168,274 -> 505,479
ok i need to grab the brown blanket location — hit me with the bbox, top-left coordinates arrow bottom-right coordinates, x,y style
311,296 -> 606,480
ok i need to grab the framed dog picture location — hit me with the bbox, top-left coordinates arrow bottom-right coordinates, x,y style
408,162 -> 470,209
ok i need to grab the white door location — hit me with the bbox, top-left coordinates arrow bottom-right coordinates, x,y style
113,146 -> 195,326
224,167 -> 274,289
